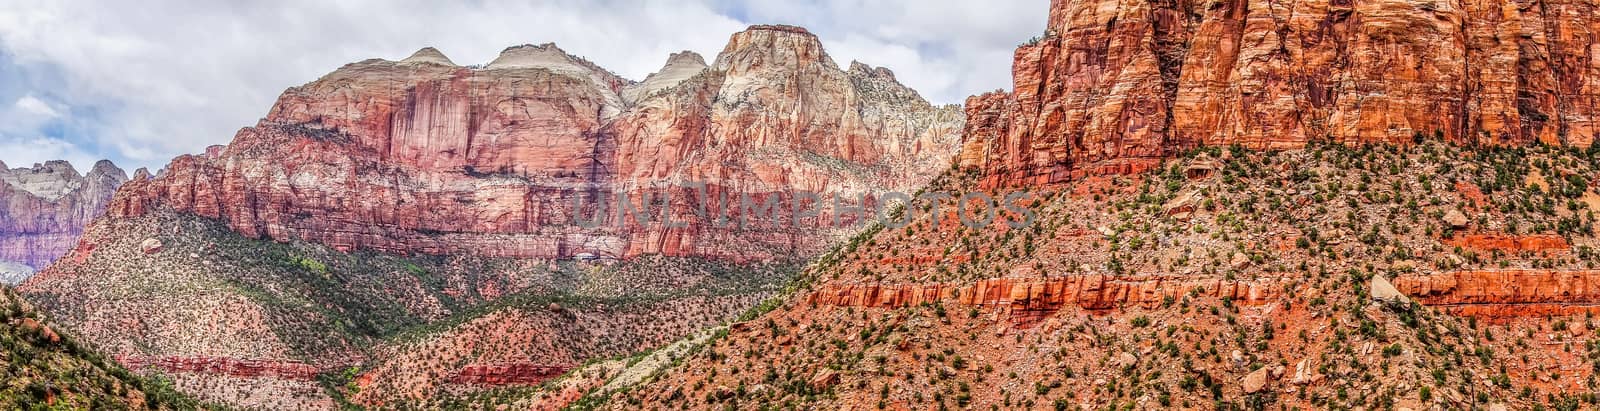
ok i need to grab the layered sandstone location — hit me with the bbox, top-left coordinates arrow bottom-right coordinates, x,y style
449,363 -> 569,386
106,25 -> 962,261
1396,269 -> 1600,319
0,160 -> 126,283
1443,234 -> 1570,254
961,0 -> 1600,186
808,275 -> 1285,326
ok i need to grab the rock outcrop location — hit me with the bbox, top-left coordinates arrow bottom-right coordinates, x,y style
0,160 -> 126,283
449,363 -> 570,386
1396,269 -> 1600,319
105,25 -> 962,262
810,276 -> 1284,310
621,51 -> 707,103
961,0 -> 1600,186
1443,234 -> 1570,254
808,275 -> 1285,326
1368,275 -> 1409,304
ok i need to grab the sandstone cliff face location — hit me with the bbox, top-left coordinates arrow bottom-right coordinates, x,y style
606,25 -> 964,257
962,0 -> 1600,186
107,25 -> 962,261
0,160 -> 126,283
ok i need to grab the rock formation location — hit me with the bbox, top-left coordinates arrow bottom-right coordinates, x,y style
961,0 -> 1600,187
105,25 -> 962,261
1443,233 -> 1570,254
593,113 -> 1600,408
0,160 -> 126,283
449,363 -> 569,386
1395,269 -> 1600,319
808,275 -> 1283,311
808,275 -> 1286,326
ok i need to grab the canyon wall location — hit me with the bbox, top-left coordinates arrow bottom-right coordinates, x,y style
104,26 -> 963,261
0,160 -> 125,283
961,0 -> 1600,186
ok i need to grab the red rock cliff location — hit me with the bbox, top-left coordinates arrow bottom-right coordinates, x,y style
962,0 -> 1600,186
106,26 -> 963,261
0,160 -> 125,282
1396,269 -> 1600,319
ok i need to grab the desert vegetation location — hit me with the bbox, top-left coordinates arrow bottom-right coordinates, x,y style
582,141 -> 1600,410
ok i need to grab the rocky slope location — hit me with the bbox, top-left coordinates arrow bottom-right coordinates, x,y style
0,160 -> 126,284
591,141 -> 1600,410
0,286 -> 202,409
960,0 -> 1600,187
22,25 -> 961,409
569,1 -> 1600,409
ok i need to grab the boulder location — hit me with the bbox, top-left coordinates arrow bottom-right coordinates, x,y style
1290,358 -> 1321,385
1369,275 -> 1410,304
1444,209 -> 1470,229
1184,156 -> 1221,180
809,369 -> 840,390
1164,191 -> 1198,221
140,238 -> 164,254
1230,252 -> 1250,269
1242,367 -> 1271,393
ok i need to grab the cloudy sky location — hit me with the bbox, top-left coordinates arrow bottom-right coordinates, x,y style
0,0 -> 1046,171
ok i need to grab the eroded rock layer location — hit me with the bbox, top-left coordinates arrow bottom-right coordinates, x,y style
961,0 -> 1600,186
807,275 -> 1287,326
1396,269 -> 1600,319
808,275 -> 1284,311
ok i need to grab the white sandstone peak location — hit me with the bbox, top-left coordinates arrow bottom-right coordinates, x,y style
400,47 -> 457,66
624,51 -> 710,103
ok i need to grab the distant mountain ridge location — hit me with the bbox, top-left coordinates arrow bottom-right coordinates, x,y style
104,24 -> 962,262
0,159 -> 126,284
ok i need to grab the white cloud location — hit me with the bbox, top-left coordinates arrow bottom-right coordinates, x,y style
0,0 -> 1046,170
0,137 -> 97,171
0,93 -> 98,168
12,94 -> 60,118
